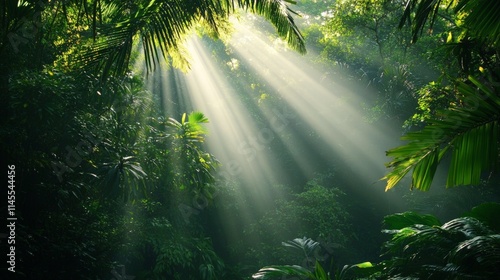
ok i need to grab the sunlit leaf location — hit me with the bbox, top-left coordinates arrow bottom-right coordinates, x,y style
74,0 -> 305,77
354,261 -> 373,268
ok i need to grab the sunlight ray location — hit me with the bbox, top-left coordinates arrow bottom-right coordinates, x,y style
147,37 -> 302,232
228,21 -> 401,190
140,19 -> 407,252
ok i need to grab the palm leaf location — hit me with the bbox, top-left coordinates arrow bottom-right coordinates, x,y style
313,260 -> 329,280
399,0 -> 500,46
167,111 -> 210,143
282,236 -> 320,256
252,265 -> 314,279
441,217 -> 492,238
422,263 -> 474,279
74,0 -> 305,77
398,0 -> 450,43
383,212 -> 442,230
459,0 -> 500,47
382,224 -> 462,264
448,234 -> 500,277
383,76 -> 500,191
237,0 -> 306,54
379,211 -> 500,279
188,111 -> 209,124
463,202 -> 500,232
337,262 -> 376,279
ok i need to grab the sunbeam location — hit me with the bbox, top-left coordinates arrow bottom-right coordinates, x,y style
140,16 -> 408,261
225,20 -> 405,204
9,1 -> 500,278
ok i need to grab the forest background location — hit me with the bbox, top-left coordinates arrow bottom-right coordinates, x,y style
1,0 -> 500,279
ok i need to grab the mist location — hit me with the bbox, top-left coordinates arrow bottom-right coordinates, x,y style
139,18 -> 421,265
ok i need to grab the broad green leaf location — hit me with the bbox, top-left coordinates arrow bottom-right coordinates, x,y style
463,203 -> 500,232
383,212 -> 442,230
252,265 -> 314,279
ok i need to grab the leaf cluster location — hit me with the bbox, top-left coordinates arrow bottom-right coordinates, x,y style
374,204 -> 500,279
384,76 -> 500,191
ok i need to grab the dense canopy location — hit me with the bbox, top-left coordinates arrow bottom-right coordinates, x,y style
1,0 -> 499,279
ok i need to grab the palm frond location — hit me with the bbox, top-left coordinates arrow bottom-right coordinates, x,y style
422,263 -> 474,279
398,0 -> 450,43
379,211 -> 500,279
252,265 -> 314,279
313,260 -> 329,280
441,217 -> 493,238
383,76 -> 500,191
237,0 -> 306,54
75,0 -> 305,77
463,202 -> 500,232
337,262 -> 376,280
399,0 -> 500,46
383,212 -> 442,230
282,236 -> 320,255
166,112 -> 210,143
458,0 -> 500,47
448,234 -> 500,276
188,111 -> 209,124
76,0 -> 194,76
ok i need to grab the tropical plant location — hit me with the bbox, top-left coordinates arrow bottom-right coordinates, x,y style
243,175 -> 351,267
51,0 -> 307,77
399,0 -> 500,46
252,237 -> 375,280
120,199 -> 226,280
166,111 -> 219,198
2,60 -> 224,278
383,0 -> 500,190
372,203 -> 500,279
0,0 -> 311,279
252,237 -> 330,280
383,76 -> 500,191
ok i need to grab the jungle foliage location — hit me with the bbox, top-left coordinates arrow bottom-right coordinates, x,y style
1,0 -> 499,279
382,0 -> 500,191
253,203 -> 500,280
1,0 -> 305,279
